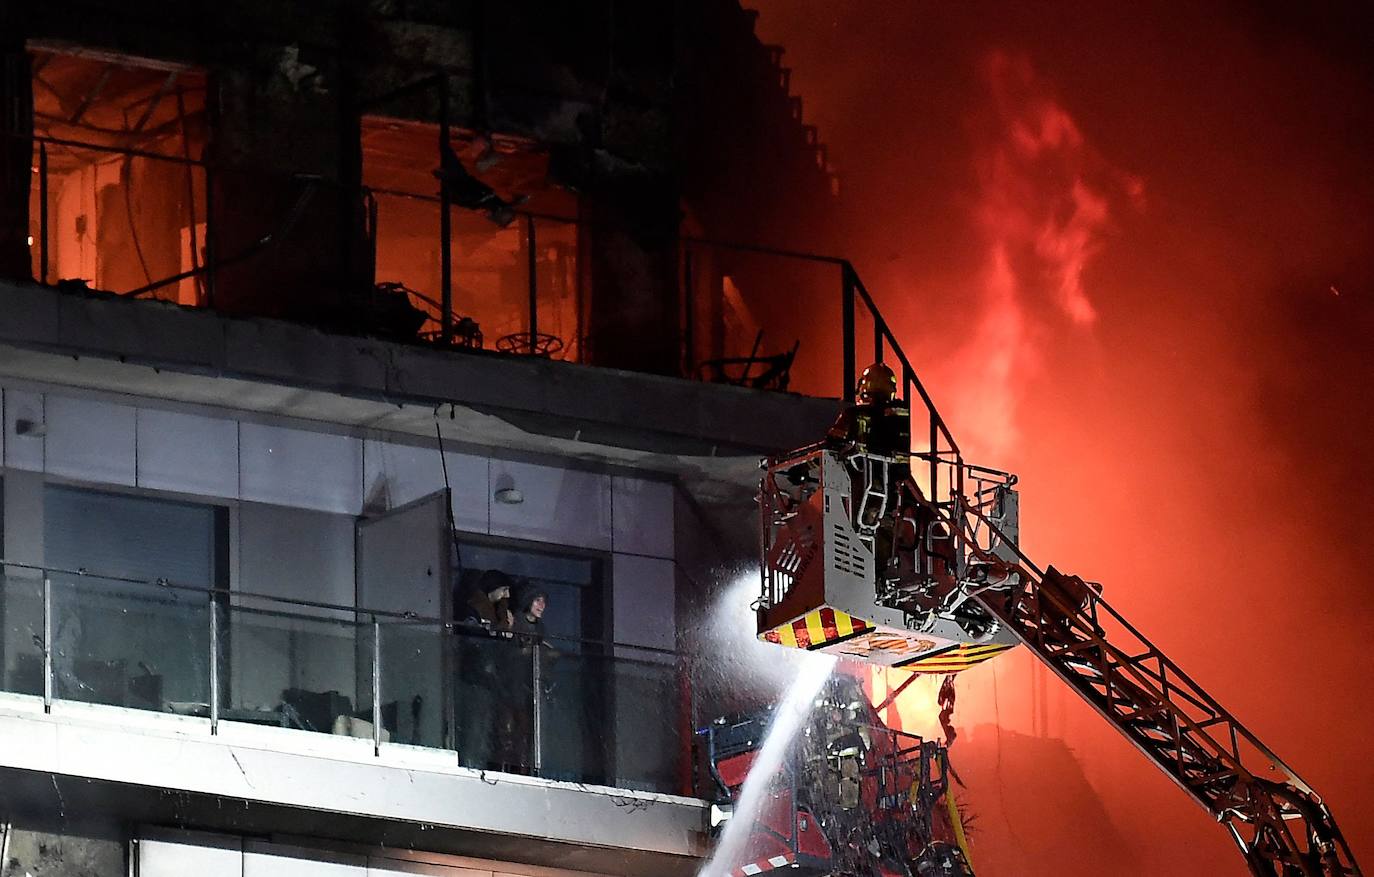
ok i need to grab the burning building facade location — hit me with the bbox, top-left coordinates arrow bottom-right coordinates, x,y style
0,2 -> 880,875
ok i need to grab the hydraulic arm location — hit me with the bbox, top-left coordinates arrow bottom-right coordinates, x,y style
939,490 -> 1359,876
756,427 -> 1361,875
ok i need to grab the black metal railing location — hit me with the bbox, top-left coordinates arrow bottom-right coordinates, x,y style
9,129 -> 960,477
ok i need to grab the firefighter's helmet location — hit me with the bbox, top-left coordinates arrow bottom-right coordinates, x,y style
856,362 -> 898,405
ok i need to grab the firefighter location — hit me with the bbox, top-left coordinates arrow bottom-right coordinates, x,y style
827,363 -> 920,589
826,362 -> 911,463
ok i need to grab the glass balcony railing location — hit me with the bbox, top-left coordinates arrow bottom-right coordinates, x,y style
0,561 -> 691,797
50,572 -> 210,710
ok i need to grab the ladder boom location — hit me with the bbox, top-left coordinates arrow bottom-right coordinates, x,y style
945,492 -> 1360,876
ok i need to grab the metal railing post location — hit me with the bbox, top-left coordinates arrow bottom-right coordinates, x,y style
203,164 -> 216,309
439,79 -> 454,345
841,264 -> 856,400
372,618 -> 382,756
930,418 -> 939,503
209,593 -> 219,734
874,318 -> 885,365
526,213 -> 538,351
38,143 -> 48,284
682,247 -> 695,377
42,576 -> 52,713
531,641 -> 543,774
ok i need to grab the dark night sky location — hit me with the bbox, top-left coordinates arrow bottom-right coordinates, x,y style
751,1 -> 1374,872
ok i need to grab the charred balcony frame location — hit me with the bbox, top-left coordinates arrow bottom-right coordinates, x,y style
7,132 -> 919,407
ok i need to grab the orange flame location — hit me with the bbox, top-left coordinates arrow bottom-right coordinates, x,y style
945,50 -> 1142,458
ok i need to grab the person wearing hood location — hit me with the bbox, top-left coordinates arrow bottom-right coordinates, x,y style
460,569 -> 514,632
496,583 -> 551,774
455,569 -> 514,769
510,583 -> 547,641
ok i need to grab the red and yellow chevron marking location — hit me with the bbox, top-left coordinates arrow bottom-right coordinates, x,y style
898,641 -> 1014,674
760,606 -> 872,651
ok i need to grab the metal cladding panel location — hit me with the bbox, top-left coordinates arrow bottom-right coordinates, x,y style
371,860 -> 491,876
816,455 -> 902,629
136,407 -> 240,499
238,502 -> 357,614
245,842 -> 367,876
611,475 -> 674,559
356,491 -> 448,619
139,834 -> 244,877
612,553 -> 676,652
488,460 -> 612,551
240,422 -> 364,514
45,395 -> 137,485
2,388 -> 42,472
363,440 -> 489,534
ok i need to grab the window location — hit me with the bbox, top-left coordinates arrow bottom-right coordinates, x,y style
457,539 -> 606,649
29,49 -> 209,302
41,484 -> 227,712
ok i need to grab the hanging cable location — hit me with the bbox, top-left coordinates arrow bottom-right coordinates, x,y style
121,154 -> 154,289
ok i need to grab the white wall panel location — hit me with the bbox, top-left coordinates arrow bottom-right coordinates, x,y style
612,553 -> 676,652
2,388 -> 42,472
611,476 -> 674,559
489,461 -> 611,550
137,408 -> 239,498
238,502 -> 356,611
235,504 -> 360,709
45,395 -> 136,485
363,439 -> 488,533
139,833 -> 243,877
240,422 -> 363,513
369,860 -> 490,876
245,842 -> 367,877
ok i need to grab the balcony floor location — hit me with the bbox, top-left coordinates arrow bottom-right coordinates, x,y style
0,692 -> 708,876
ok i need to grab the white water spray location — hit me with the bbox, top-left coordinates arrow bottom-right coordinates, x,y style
699,653 -> 837,877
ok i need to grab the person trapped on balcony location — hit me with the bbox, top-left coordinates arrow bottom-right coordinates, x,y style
455,568 -> 513,770
496,583 -> 551,774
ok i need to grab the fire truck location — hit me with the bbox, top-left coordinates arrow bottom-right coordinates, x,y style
746,365 -> 1361,877
703,673 -> 975,877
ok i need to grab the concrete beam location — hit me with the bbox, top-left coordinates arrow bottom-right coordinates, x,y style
0,694 -> 707,876
0,282 -> 837,501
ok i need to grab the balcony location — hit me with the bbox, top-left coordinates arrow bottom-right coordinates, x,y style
0,560 -> 707,874
7,46 -> 899,405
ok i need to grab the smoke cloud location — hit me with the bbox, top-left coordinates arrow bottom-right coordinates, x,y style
750,1 -> 1374,873
950,49 -> 1140,456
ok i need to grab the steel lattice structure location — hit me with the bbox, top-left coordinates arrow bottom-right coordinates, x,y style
920,479 -> 1361,876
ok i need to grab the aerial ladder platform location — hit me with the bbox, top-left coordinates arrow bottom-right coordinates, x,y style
753,365 -> 1361,877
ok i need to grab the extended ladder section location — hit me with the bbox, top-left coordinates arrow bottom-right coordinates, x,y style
934,489 -> 1361,877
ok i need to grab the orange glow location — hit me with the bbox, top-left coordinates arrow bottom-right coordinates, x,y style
862,664 -> 946,742
27,50 -> 208,299
751,3 -> 1374,871
947,50 -> 1141,460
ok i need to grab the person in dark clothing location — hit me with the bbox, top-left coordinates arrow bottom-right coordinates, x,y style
827,363 -> 919,588
510,584 -> 548,640
496,583 -> 550,774
825,362 -> 911,464
456,569 -> 514,769
459,569 -> 514,631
